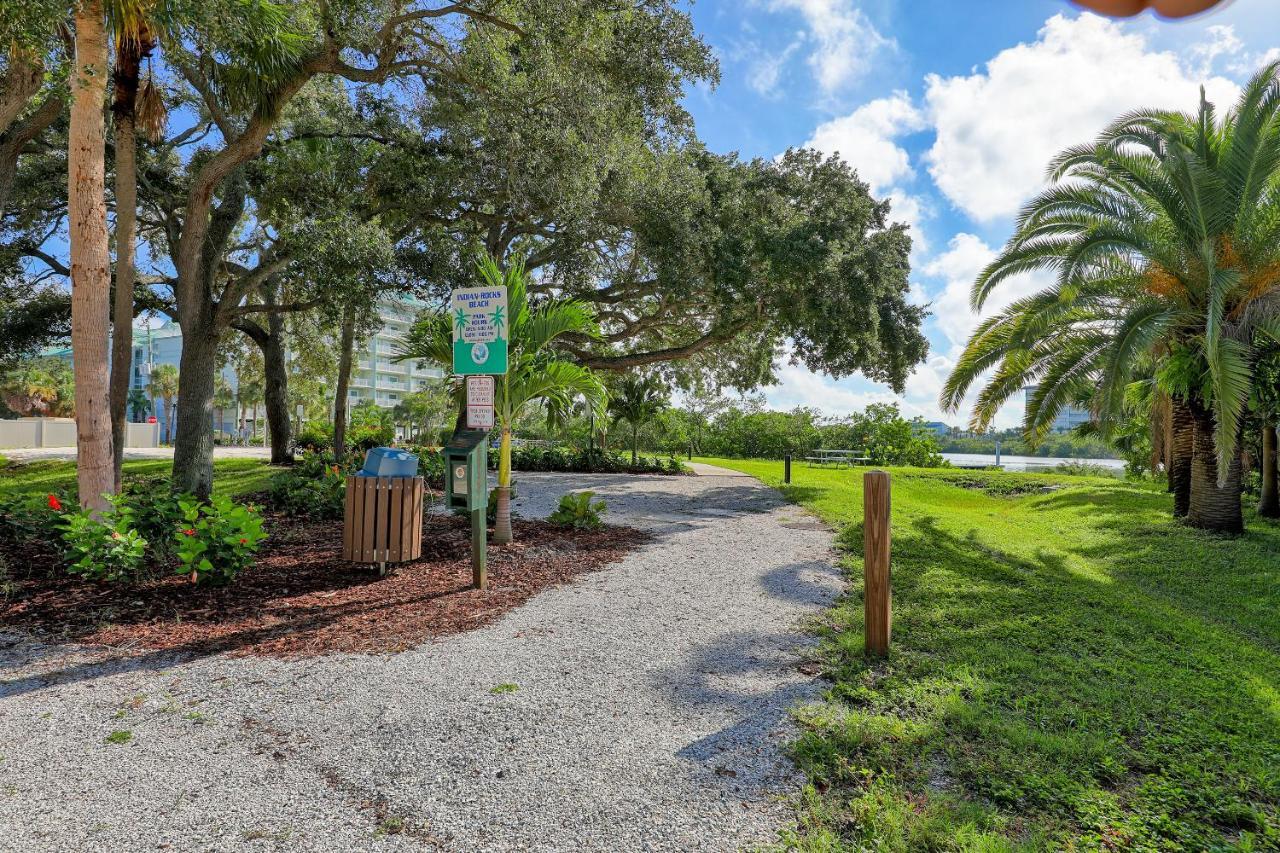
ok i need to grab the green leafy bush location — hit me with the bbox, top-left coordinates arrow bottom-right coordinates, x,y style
174,495 -> 267,585
507,446 -> 688,475
549,491 -> 606,530
1054,461 -> 1117,478
117,475 -> 184,561
292,421 -> 332,453
61,505 -> 148,582
0,492 -> 67,548
266,451 -> 350,520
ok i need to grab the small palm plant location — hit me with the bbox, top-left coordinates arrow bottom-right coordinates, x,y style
397,254 -> 607,544
608,373 -> 669,465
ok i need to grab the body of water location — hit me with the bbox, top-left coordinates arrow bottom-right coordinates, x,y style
941,453 -> 1126,474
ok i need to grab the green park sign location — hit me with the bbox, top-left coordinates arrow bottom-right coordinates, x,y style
451,286 -> 508,375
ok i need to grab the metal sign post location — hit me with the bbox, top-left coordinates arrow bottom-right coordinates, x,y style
449,286 -> 509,587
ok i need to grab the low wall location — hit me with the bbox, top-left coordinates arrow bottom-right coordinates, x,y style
0,418 -> 160,449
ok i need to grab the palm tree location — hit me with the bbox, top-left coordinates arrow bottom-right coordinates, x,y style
942,64 -> 1280,534
69,0 -> 114,511
150,363 -> 179,444
108,0 -> 167,489
397,254 -> 606,545
608,373 -> 669,464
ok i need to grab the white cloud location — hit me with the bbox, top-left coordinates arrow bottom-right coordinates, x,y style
746,40 -> 802,98
767,0 -> 893,94
1191,24 -> 1244,79
804,92 -> 924,191
803,92 -> 931,250
924,13 -> 1242,222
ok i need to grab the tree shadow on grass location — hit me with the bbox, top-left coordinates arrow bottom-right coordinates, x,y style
800,511 -> 1280,848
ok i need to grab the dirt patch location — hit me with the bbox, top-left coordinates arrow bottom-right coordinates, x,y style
0,515 -> 646,658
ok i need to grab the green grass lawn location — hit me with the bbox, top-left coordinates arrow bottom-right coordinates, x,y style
697,458 -> 1280,852
0,458 -> 279,500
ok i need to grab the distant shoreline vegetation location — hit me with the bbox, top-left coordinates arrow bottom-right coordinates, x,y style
935,434 -> 1119,460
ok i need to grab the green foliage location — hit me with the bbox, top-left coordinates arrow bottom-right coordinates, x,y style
60,506 -> 148,584
174,495 -> 266,586
104,730 -> 133,746
0,491 -> 66,548
292,420 -> 332,453
507,445 -> 687,475
117,474 -> 184,562
1053,461 -> 1119,478
943,64 -> 1280,483
265,451 -> 350,520
347,401 -> 394,451
0,355 -> 74,417
488,683 -> 519,695
686,402 -> 945,466
549,491 -> 607,530
708,458 -> 1280,851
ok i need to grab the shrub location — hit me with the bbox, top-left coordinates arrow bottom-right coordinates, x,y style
292,421 -> 332,453
506,445 -> 688,475
347,422 -> 394,452
1054,461 -> 1117,478
61,505 -> 148,583
266,451 -> 350,520
0,492 -> 68,548
549,491 -> 606,530
174,495 -> 267,585
117,475 -> 184,561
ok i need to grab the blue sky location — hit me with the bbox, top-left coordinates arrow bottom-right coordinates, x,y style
678,0 -> 1280,427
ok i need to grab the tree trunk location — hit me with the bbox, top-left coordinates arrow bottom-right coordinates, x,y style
1169,397 -> 1194,518
109,36 -> 144,490
262,307 -> 292,463
1186,401 -> 1243,535
1259,420 -> 1279,518
69,0 -> 115,512
493,426 -> 513,545
170,320 -> 220,497
333,304 -> 357,462
631,424 -> 638,465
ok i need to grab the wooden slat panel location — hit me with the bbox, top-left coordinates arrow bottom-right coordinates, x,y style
399,479 -> 414,558
342,476 -> 356,560
389,478 -> 403,562
374,478 -> 389,559
361,478 -> 377,563
412,477 -> 424,559
351,477 -> 366,561
416,478 -> 425,559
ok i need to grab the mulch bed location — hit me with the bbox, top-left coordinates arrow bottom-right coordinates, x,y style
0,514 -> 647,658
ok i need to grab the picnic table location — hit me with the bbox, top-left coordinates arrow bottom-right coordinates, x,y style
804,449 -> 872,467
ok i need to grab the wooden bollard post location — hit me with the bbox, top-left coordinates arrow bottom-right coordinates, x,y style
784,454 -> 791,484
863,470 -> 891,657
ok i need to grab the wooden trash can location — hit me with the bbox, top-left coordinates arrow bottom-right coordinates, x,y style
342,475 -> 425,571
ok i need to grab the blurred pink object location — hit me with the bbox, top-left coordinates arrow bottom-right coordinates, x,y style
1071,0 -> 1226,18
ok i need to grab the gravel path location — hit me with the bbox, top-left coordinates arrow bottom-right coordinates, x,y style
0,465 -> 841,852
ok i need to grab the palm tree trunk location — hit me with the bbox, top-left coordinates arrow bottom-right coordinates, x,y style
69,0 -> 114,512
1259,419 -> 1279,518
493,426 -> 513,545
108,33 -> 151,491
631,423 -> 638,465
1169,397 -> 1194,518
1186,400 -> 1243,534
333,303 -> 357,463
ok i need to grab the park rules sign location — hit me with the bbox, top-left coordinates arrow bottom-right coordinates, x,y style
451,286 -> 509,375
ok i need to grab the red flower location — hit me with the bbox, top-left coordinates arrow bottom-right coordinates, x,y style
181,528 -> 195,536
238,538 -> 247,545
47,494 -> 62,511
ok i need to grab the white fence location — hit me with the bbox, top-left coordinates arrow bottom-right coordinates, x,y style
0,418 -> 160,449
